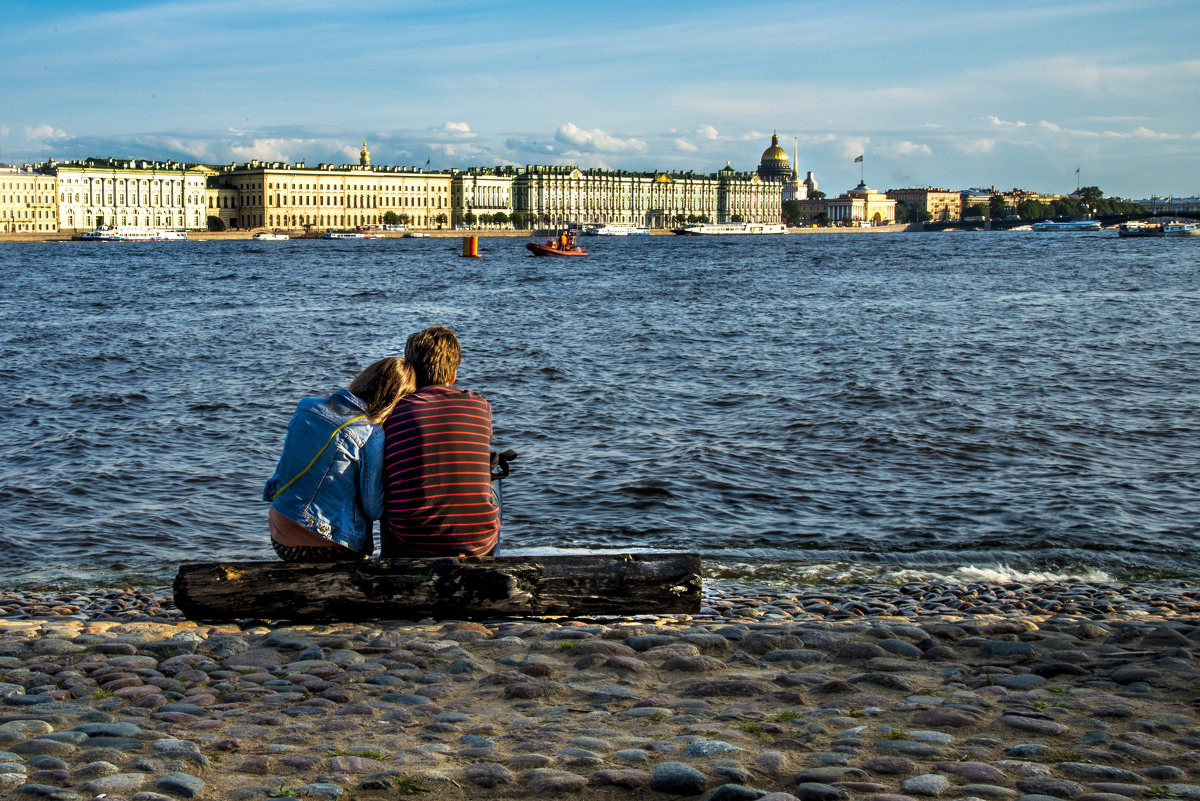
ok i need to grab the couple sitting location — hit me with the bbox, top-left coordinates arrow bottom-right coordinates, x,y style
263,326 -> 502,562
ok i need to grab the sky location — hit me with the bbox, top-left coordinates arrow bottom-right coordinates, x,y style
2,0 -> 1198,199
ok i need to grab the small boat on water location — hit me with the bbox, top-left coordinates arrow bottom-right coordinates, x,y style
1031,219 -> 1102,232
673,222 -> 787,235
584,223 -> 650,236
1118,221 -> 1164,238
404,232 -> 430,238
1163,221 -> 1200,237
252,231 -> 289,240
76,225 -> 187,242
322,231 -> 383,239
527,231 -> 588,257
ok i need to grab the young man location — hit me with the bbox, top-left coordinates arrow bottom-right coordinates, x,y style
380,326 -> 500,557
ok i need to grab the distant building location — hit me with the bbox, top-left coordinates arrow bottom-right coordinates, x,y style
216,142 -> 452,230
827,181 -> 896,226
49,157 -> 207,232
886,188 -> 962,222
512,163 -> 781,229
0,164 -> 58,233
959,189 -> 994,217
451,168 -> 515,227
1140,196 -> 1200,215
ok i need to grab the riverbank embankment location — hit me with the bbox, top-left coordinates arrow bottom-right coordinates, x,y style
2,579 -> 1198,800
0,225 -> 917,243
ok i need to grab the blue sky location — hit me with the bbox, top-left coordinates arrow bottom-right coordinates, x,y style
2,0 -> 1197,198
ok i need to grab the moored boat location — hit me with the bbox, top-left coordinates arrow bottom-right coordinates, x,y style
674,222 -> 787,235
75,225 -> 187,241
252,231 -> 289,240
1163,221 -> 1200,237
322,231 -> 383,239
527,231 -> 588,257
1031,219 -> 1102,232
1118,221 -> 1164,238
584,223 -> 650,236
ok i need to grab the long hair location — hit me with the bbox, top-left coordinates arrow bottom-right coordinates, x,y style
348,356 -> 416,423
404,325 -> 461,387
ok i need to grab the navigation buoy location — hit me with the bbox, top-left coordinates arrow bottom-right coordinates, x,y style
462,236 -> 480,257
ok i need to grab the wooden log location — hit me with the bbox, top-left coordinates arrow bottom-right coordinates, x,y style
173,553 -> 702,622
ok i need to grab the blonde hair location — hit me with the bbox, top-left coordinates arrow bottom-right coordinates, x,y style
404,325 -> 461,387
348,356 -> 416,423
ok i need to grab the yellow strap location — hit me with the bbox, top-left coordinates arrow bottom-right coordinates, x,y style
271,415 -> 368,501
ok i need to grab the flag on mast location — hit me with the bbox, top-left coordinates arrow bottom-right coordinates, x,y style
854,155 -> 864,163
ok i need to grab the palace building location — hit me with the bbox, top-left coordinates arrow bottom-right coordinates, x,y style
886,187 -> 963,222
211,140 -> 452,231
47,158 -> 207,233
0,164 -> 58,233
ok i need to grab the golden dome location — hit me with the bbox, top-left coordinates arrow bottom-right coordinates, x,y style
760,132 -> 788,166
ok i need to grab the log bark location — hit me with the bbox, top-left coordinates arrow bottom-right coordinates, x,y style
173,553 -> 702,622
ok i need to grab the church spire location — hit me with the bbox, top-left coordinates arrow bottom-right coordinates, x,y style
359,138 -> 371,167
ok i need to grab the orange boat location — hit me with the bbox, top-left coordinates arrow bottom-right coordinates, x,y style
526,231 -> 588,257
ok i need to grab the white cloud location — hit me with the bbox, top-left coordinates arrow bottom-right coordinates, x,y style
0,126 -> 9,137
24,124 -> 68,141
886,141 -> 932,157
983,115 -> 1026,128
436,121 -> 474,136
696,124 -> 719,140
1130,126 -> 1183,140
675,138 -> 698,152
555,123 -> 647,153
957,138 -> 996,154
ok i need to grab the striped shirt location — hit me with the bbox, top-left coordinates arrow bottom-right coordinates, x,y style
380,385 -> 499,557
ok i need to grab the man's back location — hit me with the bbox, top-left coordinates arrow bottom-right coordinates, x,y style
380,384 -> 499,557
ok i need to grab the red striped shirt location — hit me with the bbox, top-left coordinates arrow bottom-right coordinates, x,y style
380,385 -> 499,557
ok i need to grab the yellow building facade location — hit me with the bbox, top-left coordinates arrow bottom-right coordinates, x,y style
0,167 -> 58,233
827,181 -> 897,226
218,158 -> 452,230
885,188 -> 962,222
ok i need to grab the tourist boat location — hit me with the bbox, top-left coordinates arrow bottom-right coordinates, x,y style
526,232 -> 588,257
75,225 -> 187,241
404,232 -> 430,238
1031,219 -> 1102,232
1118,221 -> 1164,238
1163,221 -> 1200,237
322,231 -> 383,239
673,222 -> 787,235
252,231 -> 289,240
584,223 -> 650,236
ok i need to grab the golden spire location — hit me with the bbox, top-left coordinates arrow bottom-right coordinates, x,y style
359,138 -> 371,167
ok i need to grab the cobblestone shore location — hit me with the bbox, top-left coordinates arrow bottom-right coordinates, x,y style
2,579 -> 1199,800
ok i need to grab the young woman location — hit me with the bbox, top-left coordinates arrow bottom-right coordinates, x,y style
263,357 -> 414,562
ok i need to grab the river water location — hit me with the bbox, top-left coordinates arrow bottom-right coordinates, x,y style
0,231 -> 1197,589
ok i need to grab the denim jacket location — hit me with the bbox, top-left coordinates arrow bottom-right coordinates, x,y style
263,388 -> 382,555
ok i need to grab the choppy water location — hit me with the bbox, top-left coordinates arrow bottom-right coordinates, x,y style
0,231 -> 1197,589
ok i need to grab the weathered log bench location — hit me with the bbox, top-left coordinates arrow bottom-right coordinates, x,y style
173,553 -> 702,622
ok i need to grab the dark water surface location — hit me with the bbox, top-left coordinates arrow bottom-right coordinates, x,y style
1,232 -> 1197,589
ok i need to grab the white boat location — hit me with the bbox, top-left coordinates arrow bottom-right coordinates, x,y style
322,231 -> 383,239
252,231 -> 289,240
1163,221 -> 1200,237
1118,221 -> 1164,238
584,223 -> 650,236
404,232 -> 430,238
76,225 -> 187,241
674,222 -> 788,235
1031,219 -> 1102,231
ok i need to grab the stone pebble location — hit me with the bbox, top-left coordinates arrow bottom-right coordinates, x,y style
0,577 -> 1197,798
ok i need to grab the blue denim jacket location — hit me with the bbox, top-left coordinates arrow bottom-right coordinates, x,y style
263,389 -> 382,555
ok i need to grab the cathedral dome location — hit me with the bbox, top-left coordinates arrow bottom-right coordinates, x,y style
760,133 -> 788,167
757,132 -> 791,181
